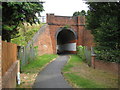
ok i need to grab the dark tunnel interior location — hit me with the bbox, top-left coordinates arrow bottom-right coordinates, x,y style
57,29 -> 76,54
57,29 -> 76,45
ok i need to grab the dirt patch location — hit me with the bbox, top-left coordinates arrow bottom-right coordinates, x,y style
17,73 -> 38,88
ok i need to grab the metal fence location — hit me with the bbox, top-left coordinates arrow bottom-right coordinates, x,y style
18,42 -> 37,67
77,46 -> 93,66
84,46 -> 92,66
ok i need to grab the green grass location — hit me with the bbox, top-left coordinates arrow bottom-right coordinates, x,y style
62,55 -> 109,88
21,54 -> 57,73
64,73 -> 104,88
17,54 -> 58,88
63,55 -> 82,72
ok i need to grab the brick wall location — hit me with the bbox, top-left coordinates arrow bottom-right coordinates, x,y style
94,60 -> 119,74
47,14 -> 78,25
83,30 -> 94,47
34,24 -> 53,55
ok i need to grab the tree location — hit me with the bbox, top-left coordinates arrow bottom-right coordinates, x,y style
2,2 -> 44,42
11,23 -> 43,46
73,10 -> 86,16
86,2 -> 120,63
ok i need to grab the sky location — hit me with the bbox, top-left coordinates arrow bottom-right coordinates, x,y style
40,0 -> 89,16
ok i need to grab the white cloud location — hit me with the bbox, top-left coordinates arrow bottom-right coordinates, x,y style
41,0 -> 89,16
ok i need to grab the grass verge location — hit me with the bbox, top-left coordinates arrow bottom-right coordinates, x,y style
17,54 -> 57,88
62,55 -> 118,88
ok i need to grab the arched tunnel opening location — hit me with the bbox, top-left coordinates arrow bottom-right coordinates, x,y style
56,29 -> 77,55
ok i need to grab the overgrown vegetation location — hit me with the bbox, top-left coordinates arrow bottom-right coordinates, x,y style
18,54 -> 57,88
11,23 -> 44,46
62,55 -> 118,88
63,24 -> 71,29
73,10 -> 86,16
77,46 -> 86,61
86,2 -> 120,63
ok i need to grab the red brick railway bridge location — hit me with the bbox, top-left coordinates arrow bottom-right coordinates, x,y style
33,14 -> 94,55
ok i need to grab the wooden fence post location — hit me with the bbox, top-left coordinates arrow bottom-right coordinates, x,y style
0,36 -> 2,89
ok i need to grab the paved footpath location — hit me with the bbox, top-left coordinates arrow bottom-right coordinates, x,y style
33,55 -> 72,88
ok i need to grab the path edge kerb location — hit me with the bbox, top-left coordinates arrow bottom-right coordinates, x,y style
66,55 -> 71,64
40,56 -> 59,72
61,55 -> 73,88
61,55 -> 71,73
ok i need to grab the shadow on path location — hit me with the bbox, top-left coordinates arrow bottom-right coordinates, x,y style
33,55 -> 72,88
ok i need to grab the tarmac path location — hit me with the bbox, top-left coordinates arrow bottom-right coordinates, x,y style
33,55 -> 72,88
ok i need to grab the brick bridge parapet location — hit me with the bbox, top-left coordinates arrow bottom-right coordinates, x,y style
46,13 -> 93,54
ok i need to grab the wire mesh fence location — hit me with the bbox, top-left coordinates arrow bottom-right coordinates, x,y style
77,46 -> 94,66
18,44 -> 36,67
17,25 -> 46,67
84,47 -> 92,66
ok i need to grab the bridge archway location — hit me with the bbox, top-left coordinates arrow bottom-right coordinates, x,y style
56,28 -> 77,54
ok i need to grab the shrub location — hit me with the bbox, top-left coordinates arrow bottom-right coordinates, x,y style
96,49 -> 120,63
77,45 -> 86,61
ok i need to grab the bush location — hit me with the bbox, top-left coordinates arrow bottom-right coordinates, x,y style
77,46 -> 86,61
96,49 -> 120,63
